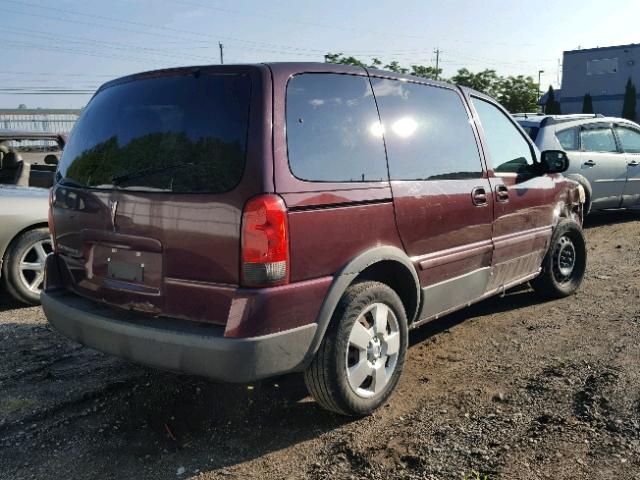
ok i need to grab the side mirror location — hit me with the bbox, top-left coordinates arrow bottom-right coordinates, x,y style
540,150 -> 569,174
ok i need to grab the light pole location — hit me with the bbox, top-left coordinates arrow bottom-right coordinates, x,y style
538,70 -> 544,113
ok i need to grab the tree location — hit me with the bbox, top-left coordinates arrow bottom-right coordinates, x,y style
382,61 -> 408,74
324,53 -> 540,113
409,65 -> 442,80
544,86 -> 562,114
622,77 -> 637,121
450,68 -> 502,98
17,104 -> 27,110
324,53 -> 442,79
498,75 -> 539,113
582,93 -> 594,114
324,52 -> 368,68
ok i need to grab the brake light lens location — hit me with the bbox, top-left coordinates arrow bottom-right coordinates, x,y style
48,187 -> 57,252
241,194 -> 289,287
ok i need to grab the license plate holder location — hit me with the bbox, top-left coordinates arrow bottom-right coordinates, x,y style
107,260 -> 144,282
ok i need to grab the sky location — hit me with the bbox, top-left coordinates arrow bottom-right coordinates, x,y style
1,0 -> 639,109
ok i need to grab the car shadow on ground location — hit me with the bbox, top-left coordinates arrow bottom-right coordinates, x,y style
0,319 -> 355,475
583,209 -> 639,229
1,284 -> 554,477
0,288 -> 31,312
409,284 -> 547,347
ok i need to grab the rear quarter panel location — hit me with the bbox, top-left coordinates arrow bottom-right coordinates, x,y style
269,63 -> 406,282
0,187 -> 49,264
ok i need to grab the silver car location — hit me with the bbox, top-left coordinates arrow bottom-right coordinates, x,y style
1,131 -> 59,304
0,186 -> 51,304
515,114 -> 640,213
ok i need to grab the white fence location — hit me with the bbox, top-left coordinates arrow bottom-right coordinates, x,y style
0,109 -> 80,135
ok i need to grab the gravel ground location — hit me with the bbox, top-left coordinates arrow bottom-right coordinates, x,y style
1,211 -> 639,480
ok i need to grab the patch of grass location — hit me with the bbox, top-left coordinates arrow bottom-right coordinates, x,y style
463,470 -> 491,480
1,396 -> 39,415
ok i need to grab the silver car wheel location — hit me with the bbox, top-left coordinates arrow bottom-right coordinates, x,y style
18,238 -> 52,294
345,302 -> 400,399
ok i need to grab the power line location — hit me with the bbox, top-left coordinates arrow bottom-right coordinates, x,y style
161,0 -> 541,48
0,91 -> 91,95
1,0 -> 331,55
2,39 -> 173,66
167,0 -> 438,42
0,71 -> 114,78
0,0 -> 445,59
2,26 -> 219,63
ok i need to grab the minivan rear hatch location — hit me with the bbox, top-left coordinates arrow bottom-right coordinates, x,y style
51,66 -> 269,325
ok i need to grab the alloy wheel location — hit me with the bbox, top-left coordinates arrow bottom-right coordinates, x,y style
18,238 -> 53,295
345,302 -> 401,399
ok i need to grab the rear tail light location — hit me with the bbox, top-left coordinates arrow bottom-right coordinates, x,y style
241,194 -> 289,287
48,187 -> 58,252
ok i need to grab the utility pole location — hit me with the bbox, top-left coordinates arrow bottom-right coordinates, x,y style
434,48 -> 441,80
538,69 -> 544,97
557,58 -> 562,87
219,42 -> 224,65
537,69 -> 545,113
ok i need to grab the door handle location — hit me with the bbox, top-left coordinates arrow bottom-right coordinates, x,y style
471,186 -> 488,206
629,160 -> 639,167
495,184 -> 509,203
584,159 -> 596,167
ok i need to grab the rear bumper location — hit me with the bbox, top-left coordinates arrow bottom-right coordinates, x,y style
41,289 -> 317,383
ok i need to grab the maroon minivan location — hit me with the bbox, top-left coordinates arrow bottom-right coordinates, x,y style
42,63 -> 586,415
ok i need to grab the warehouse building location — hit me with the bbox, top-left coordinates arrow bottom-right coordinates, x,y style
551,43 -> 640,116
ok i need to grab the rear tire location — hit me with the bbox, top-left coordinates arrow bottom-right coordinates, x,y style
2,227 -> 52,305
304,281 -> 408,416
530,219 -> 586,299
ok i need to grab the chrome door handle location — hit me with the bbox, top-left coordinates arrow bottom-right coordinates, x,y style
584,159 -> 596,167
471,186 -> 488,206
495,184 -> 509,203
629,160 -> 639,167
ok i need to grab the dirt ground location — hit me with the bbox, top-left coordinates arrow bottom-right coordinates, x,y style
1,211 -> 639,480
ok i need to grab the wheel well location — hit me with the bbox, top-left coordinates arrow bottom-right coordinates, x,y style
354,260 -> 420,323
1,222 -> 49,265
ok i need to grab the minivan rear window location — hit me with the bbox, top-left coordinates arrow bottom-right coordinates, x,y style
58,73 -> 251,193
286,73 -> 388,183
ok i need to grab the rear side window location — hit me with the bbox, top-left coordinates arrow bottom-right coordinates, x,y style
556,128 -> 579,151
371,79 -> 483,180
472,98 -> 534,174
286,73 -> 388,182
58,73 -> 251,193
580,127 -> 618,153
520,125 -> 539,141
615,126 -> 640,153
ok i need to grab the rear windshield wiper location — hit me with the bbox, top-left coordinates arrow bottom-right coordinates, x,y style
111,162 -> 194,186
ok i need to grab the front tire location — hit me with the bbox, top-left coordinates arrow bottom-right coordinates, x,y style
2,227 -> 52,305
304,281 -> 408,416
531,219 -> 586,299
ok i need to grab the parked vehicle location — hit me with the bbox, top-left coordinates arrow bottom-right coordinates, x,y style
0,131 -> 63,189
0,131 -> 64,304
0,185 -> 52,304
42,63 -> 586,415
514,114 -> 640,213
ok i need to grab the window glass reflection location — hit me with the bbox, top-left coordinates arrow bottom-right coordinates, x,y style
372,78 -> 483,180
286,74 -> 388,182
